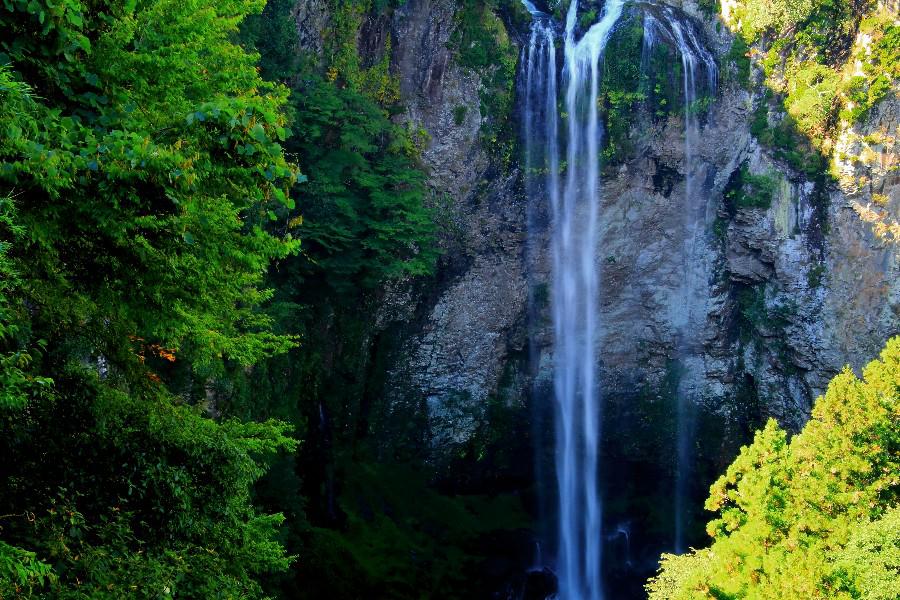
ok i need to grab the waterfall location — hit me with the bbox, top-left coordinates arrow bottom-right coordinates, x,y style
555,2 -> 624,599
521,1 -> 624,597
642,6 -> 718,554
522,5 -> 558,559
521,0 -> 717,594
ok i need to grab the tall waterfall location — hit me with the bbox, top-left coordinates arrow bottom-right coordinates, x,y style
555,2 -> 624,599
521,1 -> 717,596
643,7 -> 718,554
522,1 -> 626,597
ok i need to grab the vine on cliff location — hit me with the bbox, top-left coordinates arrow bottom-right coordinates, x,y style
450,0 -> 521,161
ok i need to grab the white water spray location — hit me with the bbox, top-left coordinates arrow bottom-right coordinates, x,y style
522,0 -> 717,592
551,2 -> 625,598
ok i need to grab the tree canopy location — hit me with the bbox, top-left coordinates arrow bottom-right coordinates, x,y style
648,336 -> 900,599
0,0 -> 301,596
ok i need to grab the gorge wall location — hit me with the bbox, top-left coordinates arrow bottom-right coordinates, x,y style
293,0 -> 899,592
295,0 -> 899,452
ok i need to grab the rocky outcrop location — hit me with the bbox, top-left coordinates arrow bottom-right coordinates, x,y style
564,56 -> 898,433
294,0 -> 328,55
382,2 -> 528,453
392,0 -> 490,201
295,0 -> 898,454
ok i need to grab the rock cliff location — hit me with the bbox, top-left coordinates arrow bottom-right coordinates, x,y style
296,0 -> 899,456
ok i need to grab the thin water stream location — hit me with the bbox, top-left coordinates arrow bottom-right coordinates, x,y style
642,6 -> 718,553
554,2 -> 625,598
520,1 -> 717,596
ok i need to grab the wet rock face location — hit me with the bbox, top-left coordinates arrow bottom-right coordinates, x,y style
294,0 -> 328,55
391,0 -> 489,201
295,1 -> 898,455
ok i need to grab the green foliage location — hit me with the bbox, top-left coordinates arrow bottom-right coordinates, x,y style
593,13 -> 717,166
238,0 -> 302,81
0,193 -> 52,410
643,35 -> 688,121
736,285 -> 769,336
502,0 -> 533,30
698,0 -> 720,17
726,164 -> 779,209
830,506 -> 900,600
289,71 -> 438,293
232,6 -> 460,594
450,0 -> 519,153
784,62 -> 841,147
0,0 -> 301,374
727,0 -> 897,167
732,284 -> 798,375
324,0 -> 400,106
243,0 -> 438,294
453,104 -> 468,126
807,263 -> 826,288
750,98 -> 830,178
579,8 -> 598,30
0,368 -> 297,598
451,0 -> 507,71
297,461 -> 530,599
733,0 -> 856,52
685,95 -> 715,116
0,540 -> 54,597
600,16 -> 647,164
841,23 -> 900,124
648,336 -> 900,599
722,37 -> 752,89
240,0 -> 438,298
0,0 -> 301,596
713,216 -> 729,243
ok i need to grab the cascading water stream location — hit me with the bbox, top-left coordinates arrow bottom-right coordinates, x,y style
521,1 -> 624,597
554,2 -> 624,599
521,0 -> 717,594
522,7 -> 557,566
643,7 -> 718,553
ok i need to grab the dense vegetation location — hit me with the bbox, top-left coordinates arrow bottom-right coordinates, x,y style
726,0 -> 898,168
0,0 -> 537,594
451,0 -> 523,161
0,0 -> 301,596
1,0 -> 897,598
648,336 -> 899,599
230,0 -> 532,598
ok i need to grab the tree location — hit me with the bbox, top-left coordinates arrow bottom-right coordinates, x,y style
0,0 -> 300,374
648,336 -> 900,599
289,72 -> 437,294
0,1 -> 301,596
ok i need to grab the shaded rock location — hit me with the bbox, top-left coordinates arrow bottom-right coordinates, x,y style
521,567 -> 558,600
